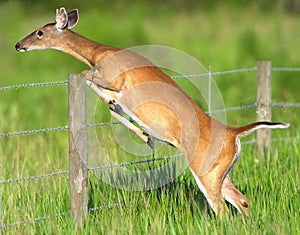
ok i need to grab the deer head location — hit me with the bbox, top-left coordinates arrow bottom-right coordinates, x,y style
15,7 -> 79,52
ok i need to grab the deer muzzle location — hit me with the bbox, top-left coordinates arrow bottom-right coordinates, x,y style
15,42 -> 27,52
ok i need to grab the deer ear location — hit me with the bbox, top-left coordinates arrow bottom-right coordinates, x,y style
56,7 -> 68,29
67,9 -> 79,29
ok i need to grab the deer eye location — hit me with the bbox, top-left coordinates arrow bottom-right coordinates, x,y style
36,29 -> 44,39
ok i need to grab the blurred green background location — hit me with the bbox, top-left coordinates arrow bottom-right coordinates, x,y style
1,1 -> 299,232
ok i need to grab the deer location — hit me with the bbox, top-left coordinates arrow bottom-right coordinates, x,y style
15,7 -> 289,217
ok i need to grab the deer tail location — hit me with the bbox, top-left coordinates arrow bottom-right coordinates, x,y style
235,121 -> 290,137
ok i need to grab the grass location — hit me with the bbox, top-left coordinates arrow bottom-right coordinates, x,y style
1,140 -> 299,234
1,1 -> 299,234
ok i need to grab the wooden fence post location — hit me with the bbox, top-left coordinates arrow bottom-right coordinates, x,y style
68,74 -> 88,228
256,61 -> 272,158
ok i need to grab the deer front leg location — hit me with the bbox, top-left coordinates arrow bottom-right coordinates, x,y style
86,80 -> 154,149
109,109 -> 153,148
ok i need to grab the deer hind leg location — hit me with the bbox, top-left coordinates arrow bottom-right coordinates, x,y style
221,137 -> 249,216
221,175 -> 249,216
189,138 -> 245,216
190,169 -> 228,216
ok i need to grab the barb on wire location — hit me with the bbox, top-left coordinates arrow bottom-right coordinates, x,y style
0,80 -> 68,92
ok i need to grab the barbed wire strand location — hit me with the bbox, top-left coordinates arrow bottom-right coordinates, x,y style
0,203 -> 120,230
0,126 -> 69,138
0,80 -> 68,92
272,103 -> 300,108
210,103 -> 257,114
0,211 -> 70,229
88,154 -> 183,172
273,67 -> 300,72
0,170 -> 69,185
87,121 -> 121,128
0,122 -> 121,138
171,67 -> 257,79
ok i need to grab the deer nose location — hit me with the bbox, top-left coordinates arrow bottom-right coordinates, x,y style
15,42 -> 26,52
15,42 -> 20,50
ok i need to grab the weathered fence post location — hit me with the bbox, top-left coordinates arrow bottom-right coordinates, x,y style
256,61 -> 272,157
68,74 -> 88,228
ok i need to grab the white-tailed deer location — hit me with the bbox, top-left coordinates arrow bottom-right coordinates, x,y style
15,7 -> 289,217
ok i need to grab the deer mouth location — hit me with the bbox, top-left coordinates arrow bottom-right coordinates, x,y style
15,42 -> 27,52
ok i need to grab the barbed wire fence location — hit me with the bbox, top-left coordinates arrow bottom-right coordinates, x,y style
0,63 -> 300,229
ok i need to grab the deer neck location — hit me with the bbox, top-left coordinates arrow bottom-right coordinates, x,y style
57,30 -> 118,68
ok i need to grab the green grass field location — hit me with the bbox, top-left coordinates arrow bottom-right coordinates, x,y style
1,1 -> 299,234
